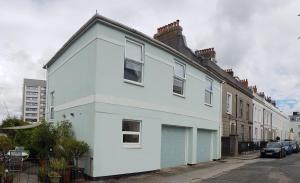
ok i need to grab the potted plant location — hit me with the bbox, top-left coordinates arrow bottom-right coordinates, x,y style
50,158 -> 70,183
63,139 -> 89,181
38,166 -> 47,182
48,171 -> 61,183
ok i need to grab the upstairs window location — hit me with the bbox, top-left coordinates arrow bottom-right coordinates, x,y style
226,92 -> 232,114
205,77 -> 213,105
124,39 -> 144,83
239,99 -> 243,118
122,120 -> 141,146
246,103 -> 250,120
173,61 -> 186,96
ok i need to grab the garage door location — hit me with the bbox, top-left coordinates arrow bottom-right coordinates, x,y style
197,129 -> 212,163
161,125 -> 186,168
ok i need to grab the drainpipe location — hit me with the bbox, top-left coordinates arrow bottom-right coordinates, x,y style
263,109 -> 265,141
235,94 -> 238,135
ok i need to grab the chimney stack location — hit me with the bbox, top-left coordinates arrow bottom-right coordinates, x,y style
240,79 -> 248,88
249,85 -> 257,93
258,92 -> 265,98
224,69 -> 234,76
154,20 -> 183,41
195,48 -> 216,63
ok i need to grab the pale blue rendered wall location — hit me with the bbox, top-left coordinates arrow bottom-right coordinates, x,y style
47,22 -> 222,177
92,23 -> 222,177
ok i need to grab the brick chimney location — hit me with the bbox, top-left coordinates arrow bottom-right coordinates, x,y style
195,48 -> 216,63
154,20 -> 185,50
250,85 -> 257,93
258,92 -> 265,98
224,69 -> 234,76
240,79 -> 248,88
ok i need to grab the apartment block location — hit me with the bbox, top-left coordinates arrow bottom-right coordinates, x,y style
22,79 -> 46,122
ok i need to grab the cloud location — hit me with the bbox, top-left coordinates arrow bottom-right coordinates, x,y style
0,0 -> 299,122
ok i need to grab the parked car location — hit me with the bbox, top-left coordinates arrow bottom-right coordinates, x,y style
261,142 -> 286,158
284,140 -> 300,153
281,141 -> 293,155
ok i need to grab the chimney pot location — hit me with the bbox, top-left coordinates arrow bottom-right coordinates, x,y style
195,48 -> 216,62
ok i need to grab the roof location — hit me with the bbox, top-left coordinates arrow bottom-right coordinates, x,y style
24,78 -> 46,87
201,60 -> 253,97
43,14 -> 223,82
0,122 -> 42,130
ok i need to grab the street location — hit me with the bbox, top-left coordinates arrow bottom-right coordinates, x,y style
201,153 -> 300,183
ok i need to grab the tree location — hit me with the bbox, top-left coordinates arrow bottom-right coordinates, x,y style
31,122 -> 57,159
0,136 -> 12,153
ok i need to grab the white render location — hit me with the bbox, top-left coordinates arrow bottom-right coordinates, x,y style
252,93 -> 289,142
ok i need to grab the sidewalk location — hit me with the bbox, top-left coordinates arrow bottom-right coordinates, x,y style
88,154 -> 261,183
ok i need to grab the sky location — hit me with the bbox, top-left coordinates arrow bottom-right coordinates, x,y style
0,0 -> 300,121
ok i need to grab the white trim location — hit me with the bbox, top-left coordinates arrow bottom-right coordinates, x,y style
226,92 -> 233,114
123,38 -> 145,84
54,94 -> 219,123
122,119 -> 142,148
173,60 -> 186,96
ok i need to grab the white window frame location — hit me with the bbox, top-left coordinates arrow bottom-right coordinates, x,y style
123,38 -> 145,86
122,119 -> 142,148
50,91 -> 55,120
204,77 -> 213,106
226,92 -> 232,114
172,60 -> 186,97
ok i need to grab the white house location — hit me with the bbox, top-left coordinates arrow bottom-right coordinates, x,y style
252,87 -> 289,142
44,14 -> 223,178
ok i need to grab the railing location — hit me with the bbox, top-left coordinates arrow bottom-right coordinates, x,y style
238,141 -> 267,154
0,153 -> 89,183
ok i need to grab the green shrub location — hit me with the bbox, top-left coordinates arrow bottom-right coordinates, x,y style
0,136 -> 12,153
50,158 -> 67,171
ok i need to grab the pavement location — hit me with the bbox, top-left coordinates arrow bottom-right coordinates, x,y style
89,152 -> 261,183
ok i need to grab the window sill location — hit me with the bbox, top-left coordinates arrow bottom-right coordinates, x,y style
173,93 -> 185,98
122,144 -> 142,149
123,79 -> 144,87
205,103 -> 213,107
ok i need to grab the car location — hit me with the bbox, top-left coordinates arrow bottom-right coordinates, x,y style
284,140 -> 300,153
261,142 -> 286,158
281,141 -> 293,155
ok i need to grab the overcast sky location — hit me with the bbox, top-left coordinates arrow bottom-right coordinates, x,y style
0,0 -> 300,121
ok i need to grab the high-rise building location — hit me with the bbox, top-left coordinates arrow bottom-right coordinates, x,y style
22,79 -> 46,122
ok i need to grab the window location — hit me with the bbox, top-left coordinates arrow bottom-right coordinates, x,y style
173,61 -> 186,96
122,120 -> 141,146
239,99 -> 243,118
50,91 -> 55,120
255,128 -> 258,139
26,108 -> 37,111
226,92 -> 232,114
230,122 -> 235,134
205,77 -> 213,105
124,39 -> 144,83
241,124 -> 245,141
248,126 -> 251,140
246,103 -> 250,120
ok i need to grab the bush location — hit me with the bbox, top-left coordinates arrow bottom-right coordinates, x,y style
31,122 -> 57,159
0,136 -> 12,153
61,138 -> 89,168
50,158 -> 67,171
